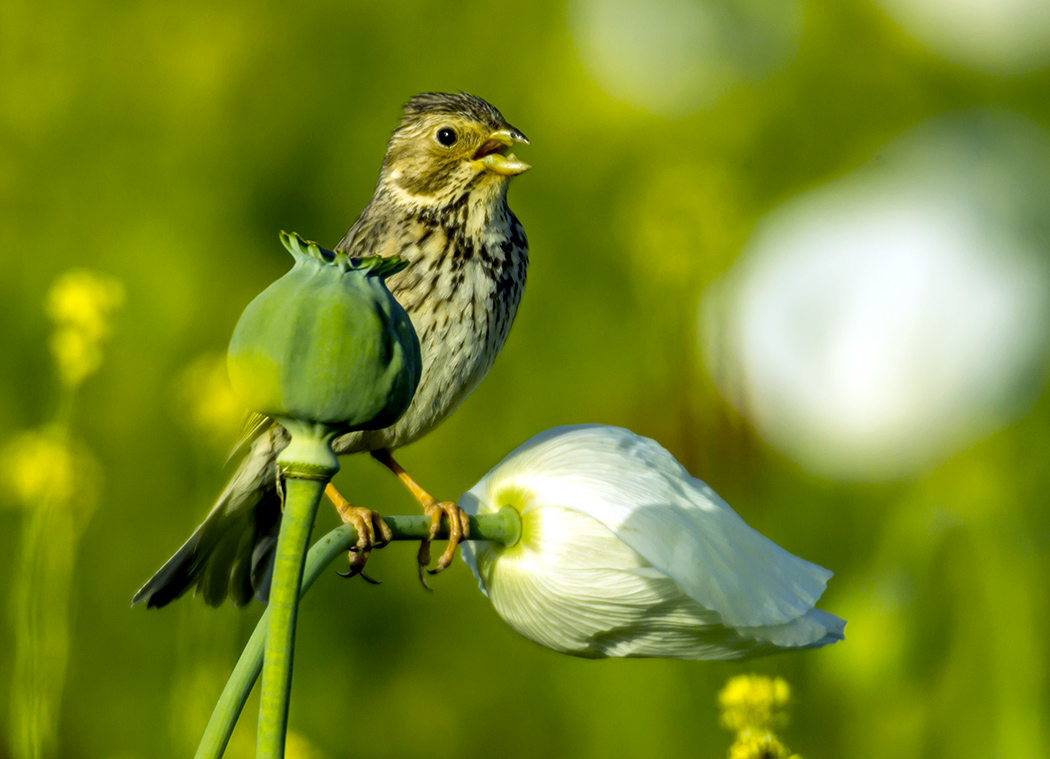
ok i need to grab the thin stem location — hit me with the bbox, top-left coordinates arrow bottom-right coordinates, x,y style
256,474 -> 327,759
195,509 -> 519,759
9,386 -> 80,759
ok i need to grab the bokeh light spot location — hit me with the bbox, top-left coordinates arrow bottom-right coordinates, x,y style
703,113 -> 1050,480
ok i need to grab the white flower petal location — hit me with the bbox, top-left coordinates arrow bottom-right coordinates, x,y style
459,425 -> 845,660
738,608 -> 846,650
464,425 -> 831,628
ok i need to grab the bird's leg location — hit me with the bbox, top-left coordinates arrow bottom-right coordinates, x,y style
324,482 -> 392,584
370,449 -> 469,588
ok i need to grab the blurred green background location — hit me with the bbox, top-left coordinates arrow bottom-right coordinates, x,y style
3,0 -> 1050,757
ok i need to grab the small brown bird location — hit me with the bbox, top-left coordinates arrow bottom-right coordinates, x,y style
134,92 -> 530,607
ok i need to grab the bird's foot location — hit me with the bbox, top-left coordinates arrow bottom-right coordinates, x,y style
417,499 -> 471,590
370,449 -> 469,589
325,483 -> 391,584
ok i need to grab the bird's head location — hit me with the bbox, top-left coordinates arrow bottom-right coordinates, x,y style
378,92 -> 530,209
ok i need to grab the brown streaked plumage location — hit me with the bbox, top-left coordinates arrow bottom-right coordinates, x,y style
134,92 -> 529,608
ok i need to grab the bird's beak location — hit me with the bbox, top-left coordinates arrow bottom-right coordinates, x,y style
474,126 -> 531,176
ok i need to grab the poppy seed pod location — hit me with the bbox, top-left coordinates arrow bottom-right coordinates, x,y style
460,425 -> 846,660
227,232 -> 421,431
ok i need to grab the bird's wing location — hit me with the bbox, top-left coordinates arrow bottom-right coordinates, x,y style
226,411 -> 273,467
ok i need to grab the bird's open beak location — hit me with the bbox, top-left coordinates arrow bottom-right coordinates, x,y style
474,126 -> 530,176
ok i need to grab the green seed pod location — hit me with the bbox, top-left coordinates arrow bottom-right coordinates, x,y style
227,231 -> 421,431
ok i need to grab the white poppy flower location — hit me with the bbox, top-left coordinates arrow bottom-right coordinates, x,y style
459,425 -> 845,660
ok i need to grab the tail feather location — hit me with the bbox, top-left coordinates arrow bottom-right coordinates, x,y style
250,525 -> 279,602
132,430 -> 283,609
199,530 -> 238,607
131,521 -> 212,608
227,530 -> 257,608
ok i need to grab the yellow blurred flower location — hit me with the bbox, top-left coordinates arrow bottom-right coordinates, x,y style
720,675 -> 801,759
49,328 -> 103,388
719,674 -> 791,733
46,269 -> 124,387
2,430 -> 74,507
1,429 -> 99,512
47,269 -> 124,339
727,733 -> 799,759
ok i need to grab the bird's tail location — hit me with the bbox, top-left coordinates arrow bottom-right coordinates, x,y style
132,432 -> 283,609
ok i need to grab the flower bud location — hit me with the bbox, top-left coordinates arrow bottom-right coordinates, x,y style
459,425 -> 845,660
227,232 -> 421,429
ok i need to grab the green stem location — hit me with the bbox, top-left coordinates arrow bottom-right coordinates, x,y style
256,472 -> 329,759
195,508 -> 519,759
9,388 -> 81,759
255,422 -> 341,759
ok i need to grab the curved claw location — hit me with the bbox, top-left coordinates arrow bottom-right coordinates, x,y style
337,567 -> 381,585
326,483 -> 391,585
417,501 -> 470,587
416,554 -> 432,591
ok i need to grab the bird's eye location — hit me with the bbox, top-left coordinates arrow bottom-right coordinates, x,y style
436,127 -> 458,147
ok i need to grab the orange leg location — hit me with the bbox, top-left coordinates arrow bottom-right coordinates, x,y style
325,482 -> 392,583
371,449 -> 470,588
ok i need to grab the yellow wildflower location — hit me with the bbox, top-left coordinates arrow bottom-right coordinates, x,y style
719,674 -> 791,733
3,430 -> 74,506
46,269 -> 124,339
1,429 -> 99,513
49,329 -> 103,388
727,732 -> 799,759
46,269 -> 124,387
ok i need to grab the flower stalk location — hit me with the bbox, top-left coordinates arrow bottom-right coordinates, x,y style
196,508 -> 519,759
255,472 -> 324,758
255,423 -> 340,759
4,270 -> 120,759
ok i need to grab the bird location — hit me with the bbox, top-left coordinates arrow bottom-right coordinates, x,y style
133,92 -> 530,608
